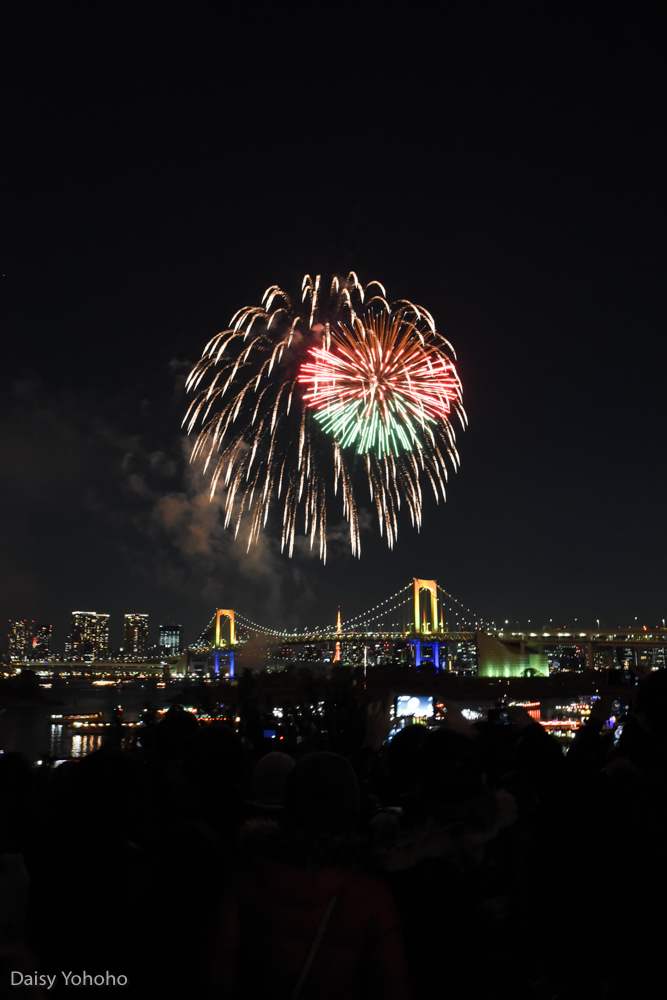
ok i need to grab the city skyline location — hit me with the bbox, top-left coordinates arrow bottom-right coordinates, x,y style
7,594 -> 667,661
7,611 -> 185,659
1,9 -> 665,646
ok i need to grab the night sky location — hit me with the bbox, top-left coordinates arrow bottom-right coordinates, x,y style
2,7 -> 665,651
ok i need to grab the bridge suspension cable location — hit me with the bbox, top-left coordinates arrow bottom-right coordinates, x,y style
191,612 -> 217,647
342,594 -> 414,631
202,580 -> 490,641
233,611 -> 298,637
339,582 -> 413,630
437,584 -> 489,629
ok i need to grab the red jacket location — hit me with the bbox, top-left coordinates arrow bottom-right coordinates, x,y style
213,821 -> 409,1000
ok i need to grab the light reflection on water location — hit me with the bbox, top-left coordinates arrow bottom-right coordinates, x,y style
70,733 -> 104,757
47,728 -> 129,760
48,725 -> 104,759
0,680 -> 175,762
49,725 -> 63,758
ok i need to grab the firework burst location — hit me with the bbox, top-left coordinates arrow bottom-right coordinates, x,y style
299,310 -> 461,456
184,273 -> 465,560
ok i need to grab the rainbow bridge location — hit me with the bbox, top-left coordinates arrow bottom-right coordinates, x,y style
192,580 -> 667,679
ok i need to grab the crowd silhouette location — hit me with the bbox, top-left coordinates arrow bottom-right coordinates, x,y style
1,670 -> 665,999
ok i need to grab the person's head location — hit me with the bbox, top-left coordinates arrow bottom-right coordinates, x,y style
285,752 -> 359,834
382,723 -> 428,797
417,727 -> 485,806
250,752 -> 295,808
155,704 -> 200,760
182,723 -> 245,789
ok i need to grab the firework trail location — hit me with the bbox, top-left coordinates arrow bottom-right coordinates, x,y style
184,273 -> 465,560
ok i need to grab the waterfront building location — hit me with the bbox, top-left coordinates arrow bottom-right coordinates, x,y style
70,611 -> 110,660
159,624 -> 183,655
123,612 -> 149,658
544,644 -> 586,673
447,638 -> 478,674
8,619 -> 33,660
31,623 -> 53,658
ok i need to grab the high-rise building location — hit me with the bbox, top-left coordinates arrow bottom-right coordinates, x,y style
31,624 -> 53,659
8,620 -> 33,661
159,624 -> 183,655
124,613 -> 149,658
70,611 -> 110,660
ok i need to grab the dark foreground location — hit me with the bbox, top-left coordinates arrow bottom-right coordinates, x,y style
1,670 -> 665,1000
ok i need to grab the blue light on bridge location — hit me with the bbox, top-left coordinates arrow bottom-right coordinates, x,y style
410,639 -> 441,671
214,651 -> 235,679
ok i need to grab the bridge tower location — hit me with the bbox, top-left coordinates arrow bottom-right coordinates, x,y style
214,609 -> 236,678
412,579 -> 443,672
413,579 -> 438,633
215,609 -> 235,647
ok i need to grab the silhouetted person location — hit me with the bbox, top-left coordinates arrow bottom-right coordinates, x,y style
212,752 -> 409,999
155,703 -> 199,762
373,727 -> 517,1000
244,750 -> 295,820
27,747 -> 156,997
